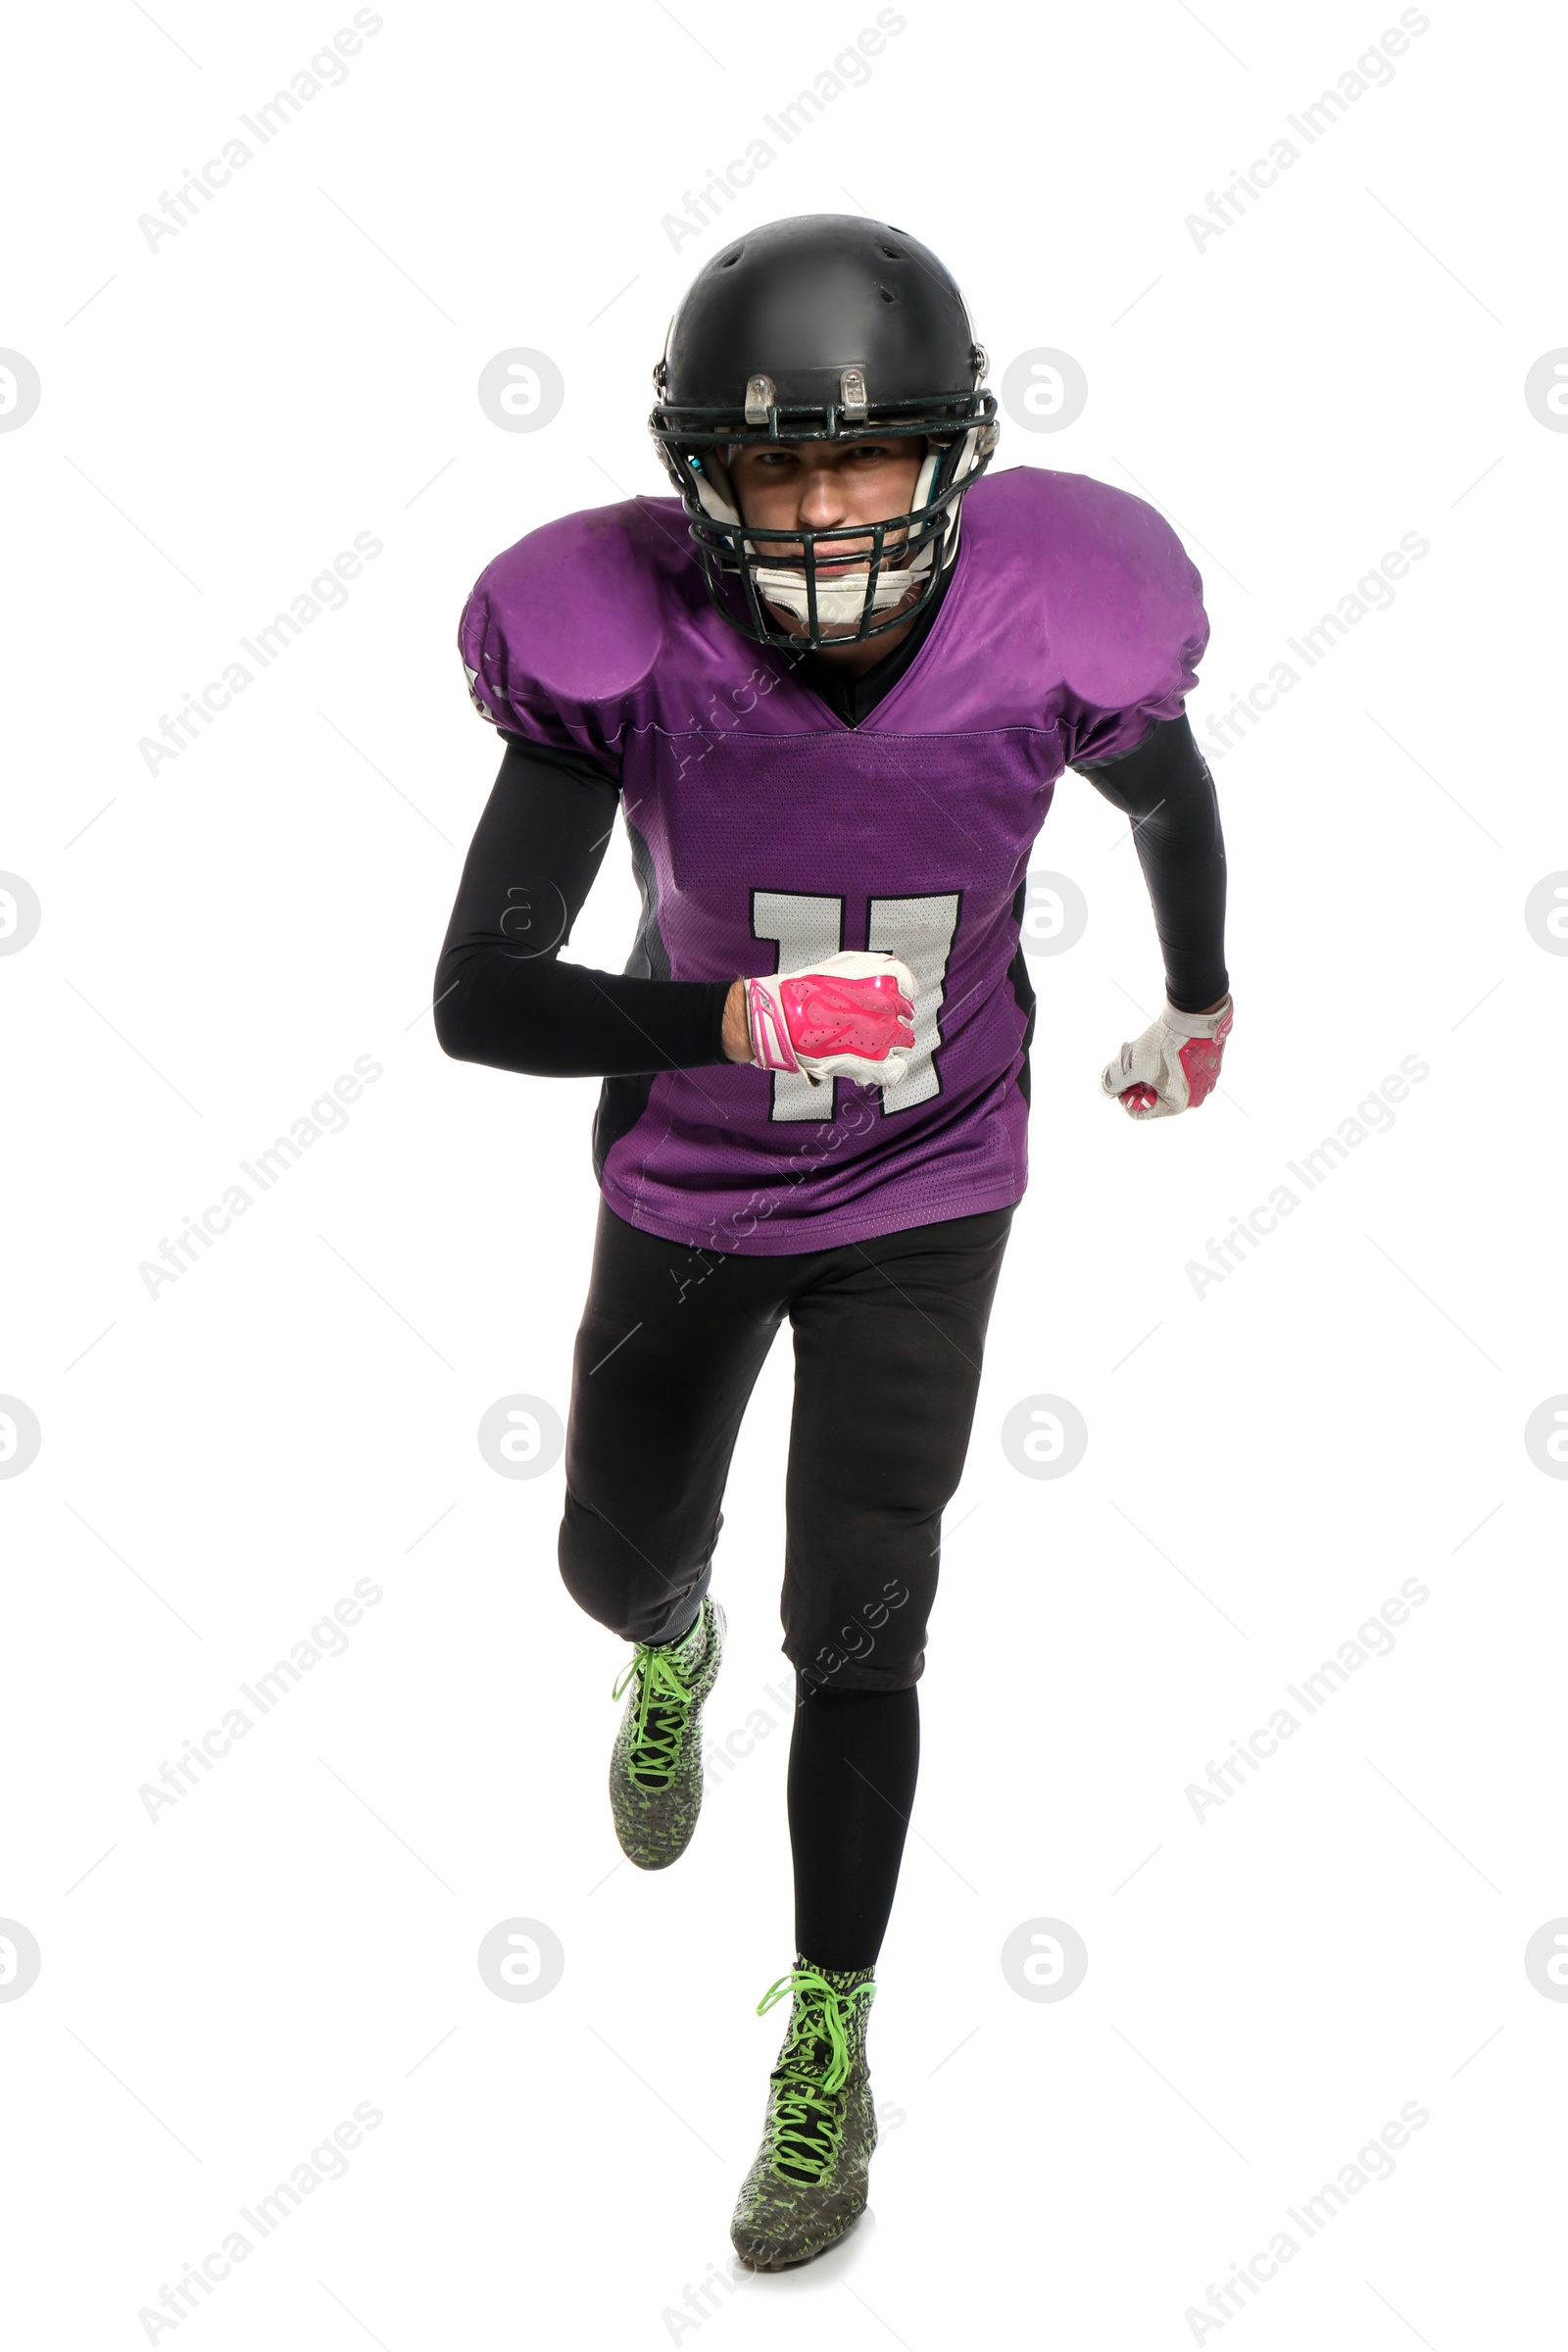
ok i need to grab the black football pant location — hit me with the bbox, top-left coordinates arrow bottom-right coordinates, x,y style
559,1198 -> 1013,1968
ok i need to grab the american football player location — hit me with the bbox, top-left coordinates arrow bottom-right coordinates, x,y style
435,213 -> 1231,2269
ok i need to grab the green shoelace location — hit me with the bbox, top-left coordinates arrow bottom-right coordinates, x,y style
754,1966 -> 869,2182
611,1623 -> 703,1788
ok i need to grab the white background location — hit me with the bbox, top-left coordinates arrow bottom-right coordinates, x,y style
4,0 -> 1565,2343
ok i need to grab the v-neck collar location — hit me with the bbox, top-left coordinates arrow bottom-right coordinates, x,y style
760,529 -> 971,733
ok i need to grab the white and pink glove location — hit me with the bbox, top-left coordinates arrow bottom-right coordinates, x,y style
1102,995 -> 1234,1119
747,950 -> 917,1089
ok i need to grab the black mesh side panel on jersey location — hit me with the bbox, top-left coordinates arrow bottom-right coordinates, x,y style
592,809 -> 674,1183
1007,877 -> 1036,1109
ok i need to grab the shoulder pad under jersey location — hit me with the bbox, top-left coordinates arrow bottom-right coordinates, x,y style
961,467 -> 1208,760
458,498 -> 686,759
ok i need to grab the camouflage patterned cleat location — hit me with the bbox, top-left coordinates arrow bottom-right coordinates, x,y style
608,1594 -> 725,1870
730,1957 -> 879,2270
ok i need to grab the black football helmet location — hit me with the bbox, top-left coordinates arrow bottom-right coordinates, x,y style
649,215 -> 999,651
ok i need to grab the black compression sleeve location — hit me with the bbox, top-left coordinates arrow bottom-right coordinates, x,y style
1074,712 -> 1229,1013
433,738 -> 734,1078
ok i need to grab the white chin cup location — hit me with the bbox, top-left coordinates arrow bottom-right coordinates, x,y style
751,538 -> 934,626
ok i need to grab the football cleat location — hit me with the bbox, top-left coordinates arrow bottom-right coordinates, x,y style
608,1594 -> 726,1869
730,1958 -> 879,2270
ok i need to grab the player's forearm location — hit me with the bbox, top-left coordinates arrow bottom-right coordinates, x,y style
1076,713 -> 1228,1015
721,978 -> 753,1062
1133,830 -> 1229,1013
435,735 -> 738,1077
434,952 -> 734,1077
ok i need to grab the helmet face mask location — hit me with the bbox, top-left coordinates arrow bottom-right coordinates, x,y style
649,216 -> 1000,652
681,432 -> 970,647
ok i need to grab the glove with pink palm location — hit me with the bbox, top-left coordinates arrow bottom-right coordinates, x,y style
747,950 -> 917,1089
1102,995 -> 1234,1119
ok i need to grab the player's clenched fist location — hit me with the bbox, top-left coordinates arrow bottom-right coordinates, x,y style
1102,995 -> 1234,1119
747,950 -> 917,1088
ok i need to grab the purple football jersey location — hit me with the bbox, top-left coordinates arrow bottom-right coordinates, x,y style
458,466 -> 1207,1254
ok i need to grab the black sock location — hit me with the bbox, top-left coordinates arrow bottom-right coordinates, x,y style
787,1672 -> 919,1974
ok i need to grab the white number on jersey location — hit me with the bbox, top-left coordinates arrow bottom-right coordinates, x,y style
750,890 -> 960,1122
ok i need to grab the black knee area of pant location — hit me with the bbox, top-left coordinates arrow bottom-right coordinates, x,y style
558,1492 -> 710,1648
787,1673 -> 920,1974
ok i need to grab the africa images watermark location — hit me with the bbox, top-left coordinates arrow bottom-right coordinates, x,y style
137,533 -> 383,776
661,9 -> 908,252
1183,1571 -> 1431,1826
698,1581 -> 912,1792
136,1054 -> 383,1300
657,2100 -> 908,2345
136,11 -> 386,253
1182,2100 -> 1431,2341
1184,1053 -> 1430,1299
1190,530 -> 1429,765
1184,10 -> 1432,255
135,2100 -> 383,2342
135,1575 -> 384,1826
701,1677 -> 799,1796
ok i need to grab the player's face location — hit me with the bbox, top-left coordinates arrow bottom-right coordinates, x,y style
728,437 -> 927,640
